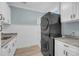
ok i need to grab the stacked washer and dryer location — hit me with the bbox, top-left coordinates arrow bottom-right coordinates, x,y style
41,12 -> 62,56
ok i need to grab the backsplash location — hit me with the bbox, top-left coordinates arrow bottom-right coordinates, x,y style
62,21 -> 79,36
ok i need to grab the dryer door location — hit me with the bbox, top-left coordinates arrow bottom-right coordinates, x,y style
41,17 -> 49,31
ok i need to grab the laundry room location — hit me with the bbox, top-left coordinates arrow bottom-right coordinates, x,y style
1,1 -> 79,56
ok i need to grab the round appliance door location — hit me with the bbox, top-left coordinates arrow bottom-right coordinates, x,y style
41,35 -> 49,56
41,17 -> 49,31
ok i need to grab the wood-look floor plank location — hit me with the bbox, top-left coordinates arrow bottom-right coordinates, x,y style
15,45 -> 42,56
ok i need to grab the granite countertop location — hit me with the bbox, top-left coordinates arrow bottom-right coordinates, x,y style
1,33 -> 17,47
55,37 -> 79,47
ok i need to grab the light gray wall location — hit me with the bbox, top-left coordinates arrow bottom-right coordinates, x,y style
3,25 -> 41,48
3,6 -> 43,48
62,21 -> 79,36
10,6 -> 44,25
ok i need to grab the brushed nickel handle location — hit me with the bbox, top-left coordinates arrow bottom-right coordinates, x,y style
73,14 -> 76,18
63,50 -> 65,55
64,45 -> 69,47
70,15 -> 72,19
3,17 -> 5,20
0,25 -> 2,31
66,51 -> 68,56
0,14 -> 3,20
4,45 -> 8,49
8,48 -> 11,53
12,43 -> 15,47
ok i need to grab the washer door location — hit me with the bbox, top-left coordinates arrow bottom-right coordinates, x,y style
41,17 -> 49,31
41,35 -> 49,56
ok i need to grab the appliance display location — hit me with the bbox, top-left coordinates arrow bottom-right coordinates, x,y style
41,12 -> 62,56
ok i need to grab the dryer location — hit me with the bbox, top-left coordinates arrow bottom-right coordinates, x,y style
41,12 -> 62,56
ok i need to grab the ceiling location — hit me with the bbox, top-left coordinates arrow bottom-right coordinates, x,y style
8,2 -> 60,13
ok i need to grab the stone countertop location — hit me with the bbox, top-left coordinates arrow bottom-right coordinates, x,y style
1,33 -> 17,47
55,37 -> 79,48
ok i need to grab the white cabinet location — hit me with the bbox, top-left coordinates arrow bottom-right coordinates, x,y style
1,43 -> 11,56
55,40 -> 66,56
0,2 -> 11,24
61,2 -> 79,23
55,40 -> 79,56
55,41 -> 65,56
0,32 -> 1,56
61,2 -> 73,22
1,38 -> 16,56
4,3 -> 11,24
0,46 -> 1,56
74,2 -> 79,20
9,38 -> 16,56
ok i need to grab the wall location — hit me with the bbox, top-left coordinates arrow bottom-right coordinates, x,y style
10,6 -> 44,25
62,21 -> 79,36
3,6 -> 44,48
3,25 -> 41,48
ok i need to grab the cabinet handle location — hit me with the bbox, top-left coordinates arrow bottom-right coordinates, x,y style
73,14 -> 76,18
0,25 -> 2,31
4,45 -> 8,49
13,43 -> 15,47
63,50 -> 66,55
64,45 -> 69,47
0,14 -> 3,20
64,50 -> 68,56
66,51 -> 68,56
9,48 -> 11,53
70,15 -> 72,19
3,17 -> 5,20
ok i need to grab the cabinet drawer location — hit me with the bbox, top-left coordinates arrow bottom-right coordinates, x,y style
55,40 -> 79,55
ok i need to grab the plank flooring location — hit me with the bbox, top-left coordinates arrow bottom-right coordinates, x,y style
15,45 -> 43,56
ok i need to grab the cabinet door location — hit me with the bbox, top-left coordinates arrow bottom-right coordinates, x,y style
74,2 -> 79,20
3,3 -> 11,24
0,3 -> 4,16
55,40 -> 65,56
55,44 -> 65,56
1,45 -> 10,56
0,2 -> 5,22
61,2 -> 73,22
0,2 -> 11,24
67,50 -> 79,56
9,39 -> 16,56
1,42 -> 12,56
0,44 -> 1,56
7,5 -> 11,24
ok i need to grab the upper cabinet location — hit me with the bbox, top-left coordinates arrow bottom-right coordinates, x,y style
0,2 -> 11,24
61,2 -> 79,23
74,2 -> 79,20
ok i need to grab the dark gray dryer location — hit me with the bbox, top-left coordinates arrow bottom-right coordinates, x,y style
41,12 -> 62,56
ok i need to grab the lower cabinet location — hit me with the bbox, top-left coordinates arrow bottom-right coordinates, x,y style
55,40 -> 79,56
1,44 -> 11,56
55,43 -> 65,56
1,38 -> 16,56
0,45 -> 1,56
